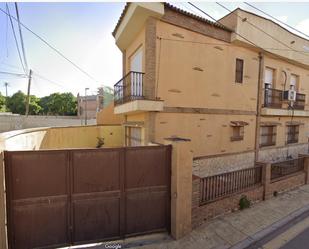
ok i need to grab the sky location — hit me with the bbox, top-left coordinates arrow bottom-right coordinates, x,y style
0,2 -> 309,97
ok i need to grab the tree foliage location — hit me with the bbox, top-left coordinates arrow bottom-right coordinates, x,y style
39,92 -> 77,115
0,92 -> 6,112
5,91 -> 42,115
2,91 -> 77,116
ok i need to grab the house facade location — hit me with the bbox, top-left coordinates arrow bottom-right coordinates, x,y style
112,3 -> 309,177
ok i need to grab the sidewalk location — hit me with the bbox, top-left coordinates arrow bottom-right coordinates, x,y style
131,184 -> 309,249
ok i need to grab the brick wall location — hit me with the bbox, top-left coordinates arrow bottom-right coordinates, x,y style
192,175 -> 263,228
192,158 -> 309,228
266,172 -> 306,199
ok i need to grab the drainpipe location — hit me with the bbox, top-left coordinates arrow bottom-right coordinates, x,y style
254,52 -> 264,162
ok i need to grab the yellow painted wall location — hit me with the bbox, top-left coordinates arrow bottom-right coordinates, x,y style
125,26 -> 145,73
97,103 -> 125,125
260,116 -> 309,147
154,113 -> 256,157
0,125 -> 123,151
221,9 -> 309,67
156,21 -> 259,111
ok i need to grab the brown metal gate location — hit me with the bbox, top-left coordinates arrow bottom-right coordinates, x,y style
4,145 -> 171,249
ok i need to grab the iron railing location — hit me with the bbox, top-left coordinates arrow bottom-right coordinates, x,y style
263,88 -> 306,110
114,71 -> 145,106
271,157 -> 304,180
294,93 -> 306,110
200,166 -> 262,205
264,88 -> 283,108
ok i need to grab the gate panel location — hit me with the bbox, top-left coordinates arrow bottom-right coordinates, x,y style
5,151 -> 69,249
71,149 -> 123,243
125,146 -> 171,235
5,145 -> 171,248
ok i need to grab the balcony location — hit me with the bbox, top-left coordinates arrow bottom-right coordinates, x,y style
262,88 -> 308,116
114,71 -> 145,106
263,88 -> 283,108
113,71 -> 163,114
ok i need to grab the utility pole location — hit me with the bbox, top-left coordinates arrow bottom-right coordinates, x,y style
4,82 -> 8,97
25,69 -> 32,116
84,87 -> 89,125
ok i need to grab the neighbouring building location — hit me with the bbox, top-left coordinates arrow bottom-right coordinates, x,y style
77,91 -> 104,120
111,2 -> 309,177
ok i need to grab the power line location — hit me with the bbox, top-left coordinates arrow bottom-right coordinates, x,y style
243,2 -> 309,40
6,3 -> 26,74
188,2 -> 262,49
0,71 -> 28,77
188,2 -> 309,64
215,2 -> 309,58
0,6 -> 101,84
15,2 -> 28,72
31,71 -> 71,90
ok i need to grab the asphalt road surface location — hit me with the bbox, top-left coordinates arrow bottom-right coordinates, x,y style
280,227 -> 309,249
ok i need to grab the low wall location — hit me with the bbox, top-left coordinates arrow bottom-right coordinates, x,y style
192,157 -> 309,228
266,172 -> 306,199
192,176 -> 263,228
0,114 -> 96,133
0,125 -> 123,151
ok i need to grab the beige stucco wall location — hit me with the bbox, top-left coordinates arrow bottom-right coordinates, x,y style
153,113 -> 256,158
125,26 -> 145,73
0,125 -> 123,151
220,9 -> 309,67
156,21 -> 259,111
96,103 -> 125,125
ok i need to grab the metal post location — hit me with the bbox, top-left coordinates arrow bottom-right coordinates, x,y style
84,87 -> 89,125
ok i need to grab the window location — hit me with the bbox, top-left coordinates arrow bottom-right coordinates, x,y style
287,125 -> 299,144
260,126 -> 276,147
125,126 -> 142,146
235,58 -> 244,83
231,126 -> 244,141
264,67 -> 275,88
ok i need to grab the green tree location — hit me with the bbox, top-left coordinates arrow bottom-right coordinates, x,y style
0,92 -> 6,112
39,92 -> 77,115
6,91 -> 41,115
6,91 -> 26,114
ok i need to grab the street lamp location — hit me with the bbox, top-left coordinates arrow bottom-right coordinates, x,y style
85,87 -> 89,125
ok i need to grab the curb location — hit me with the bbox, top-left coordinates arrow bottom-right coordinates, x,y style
230,203 -> 309,249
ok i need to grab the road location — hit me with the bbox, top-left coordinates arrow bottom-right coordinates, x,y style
246,209 -> 309,249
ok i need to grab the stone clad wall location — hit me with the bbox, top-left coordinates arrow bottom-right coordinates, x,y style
258,143 -> 308,163
193,151 -> 255,177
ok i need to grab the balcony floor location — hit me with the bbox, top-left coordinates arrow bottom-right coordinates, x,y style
114,99 -> 164,114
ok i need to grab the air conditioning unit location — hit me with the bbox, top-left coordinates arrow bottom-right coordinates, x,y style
283,90 -> 296,102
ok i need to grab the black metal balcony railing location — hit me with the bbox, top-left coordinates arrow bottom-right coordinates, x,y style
294,93 -> 306,110
264,88 -> 283,108
263,88 -> 306,110
114,71 -> 145,106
